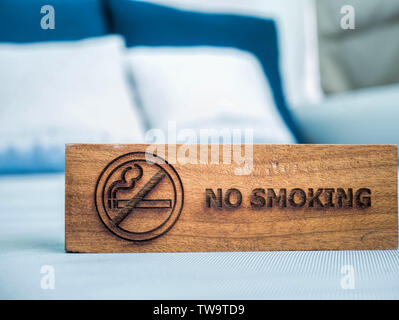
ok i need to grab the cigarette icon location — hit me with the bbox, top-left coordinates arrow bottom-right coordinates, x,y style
110,199 -> 172,209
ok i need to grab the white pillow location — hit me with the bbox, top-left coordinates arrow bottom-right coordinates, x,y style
135,0 -> 323,106
0,36 -> 145,171
126,46 -> 295,143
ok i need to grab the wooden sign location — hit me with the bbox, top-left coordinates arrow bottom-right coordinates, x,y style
65,144 -> 398,252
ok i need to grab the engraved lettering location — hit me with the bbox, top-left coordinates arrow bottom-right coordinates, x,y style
355,188 -> 371,209
288,188 -> 306,208
206,188 -> 222,208
250,188 -> 265,208
324,188 -> 335,208
336,188 -> 353,208
308,188 -> 324,208
224,188 -> 242,208
267,188 -> 287,208
205,187 -> 372,210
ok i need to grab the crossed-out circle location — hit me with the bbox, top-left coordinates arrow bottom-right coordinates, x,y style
94,152 -> 184,241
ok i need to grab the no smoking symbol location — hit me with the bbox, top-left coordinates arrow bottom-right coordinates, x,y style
95,152 -> 184,241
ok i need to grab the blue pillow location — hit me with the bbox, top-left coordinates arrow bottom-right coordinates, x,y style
0,0 -> 107,42
108,0 -> 301,141
0,146 -> 64,175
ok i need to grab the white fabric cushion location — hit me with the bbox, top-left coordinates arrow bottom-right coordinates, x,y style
318,0 -> 399,35
135,0 -> 323,106
293,83 -> 399,145
317,0 -> 399,93
0,36 -> 144,171
126,47 -> 295,143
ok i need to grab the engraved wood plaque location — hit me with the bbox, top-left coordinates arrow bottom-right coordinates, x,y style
65,144 -> 398,252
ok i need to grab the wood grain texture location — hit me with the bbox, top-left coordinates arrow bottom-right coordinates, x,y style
65,144 -> 398,252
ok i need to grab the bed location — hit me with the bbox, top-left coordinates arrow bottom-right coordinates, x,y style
1,0 -> 398,299
0,173 -> 398,299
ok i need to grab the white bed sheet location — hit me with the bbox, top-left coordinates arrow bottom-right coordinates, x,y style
0,173 -> 398,299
